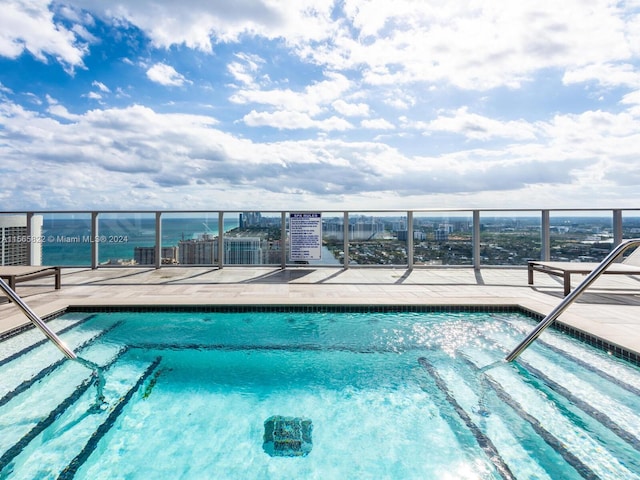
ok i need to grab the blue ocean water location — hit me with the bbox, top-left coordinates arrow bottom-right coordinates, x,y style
41,217 -> 239,266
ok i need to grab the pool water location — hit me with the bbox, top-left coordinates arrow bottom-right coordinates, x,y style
1,309 -> 640,479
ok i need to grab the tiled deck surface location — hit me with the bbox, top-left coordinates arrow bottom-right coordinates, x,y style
1,266 -> 640,356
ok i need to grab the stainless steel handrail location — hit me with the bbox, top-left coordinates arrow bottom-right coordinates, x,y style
506,238 -> 640,362
0,278 -> 107,408
0,277 -> 76,360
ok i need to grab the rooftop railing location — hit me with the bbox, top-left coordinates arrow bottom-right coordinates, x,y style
1,208 -> 639,269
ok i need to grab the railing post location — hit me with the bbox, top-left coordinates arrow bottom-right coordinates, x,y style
218,211 -> 224,268
26,212 -> 34,266
613,209 -> 623,249
154,212 -> 162,269
541,210 -> 550,261
407,211 -> 414,270
343,212 -> 349,269
472,210 -> 480,269
91,212 -> 99,269
281,211 -> 287,269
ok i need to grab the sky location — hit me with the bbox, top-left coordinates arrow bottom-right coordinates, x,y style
1,0 -> 640,212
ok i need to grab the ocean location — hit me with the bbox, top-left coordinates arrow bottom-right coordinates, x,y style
41,216 -> 239,266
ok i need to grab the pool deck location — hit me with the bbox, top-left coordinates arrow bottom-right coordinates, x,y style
1,266 -> 640,357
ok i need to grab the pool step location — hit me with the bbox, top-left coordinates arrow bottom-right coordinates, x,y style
479,323 -> 640,452
417,357 -> 517,480
0,343 -> 124,460
59,356 -> 162,479
462,346 -> 640,479
0,320 -> 123,402
0,313 -> 96,363
418,338 -> 640,480
0,353 -> 160,479
497,315 -> 640,397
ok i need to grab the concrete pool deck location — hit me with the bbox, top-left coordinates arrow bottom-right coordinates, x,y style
1,266 -> 640,357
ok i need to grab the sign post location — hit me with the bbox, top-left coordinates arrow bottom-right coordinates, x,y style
289,213 -> 322,262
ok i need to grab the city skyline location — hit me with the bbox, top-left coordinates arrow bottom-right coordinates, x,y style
1,1 -> 640,211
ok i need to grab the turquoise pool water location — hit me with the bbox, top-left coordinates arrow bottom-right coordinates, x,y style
1,309 -> 640,479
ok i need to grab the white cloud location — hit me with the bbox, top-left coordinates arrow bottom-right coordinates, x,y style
361,118 -> 395,130
70,0 -> 337,51
0,82 -> 13,94
621,90 -> 640,115
146,63 -> 190,87
563,63 -> 640,88
2,1 -> 640,210
6,0 -> 638,93
332,99 -> 370,117
228,53 -> 265,87
2,97 -> 640,210
71,24 -> 98,43
243,110 -> 353,131
425,107 -> 539,141
231,72 -> 354,129
0,0 -> 88,70
92,81 -> 110,92
307,0 -> 637,90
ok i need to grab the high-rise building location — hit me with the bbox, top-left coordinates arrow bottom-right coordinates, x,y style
224,237 -> 262,264
178,234 -> 216,264
239,212 -> 262,228
177,234 -> 264,265
134,246 -> 178,265
0,215 -> 43,265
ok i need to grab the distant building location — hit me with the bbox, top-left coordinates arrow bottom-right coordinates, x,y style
434,229 -> 449,241
414,231 -> 426,241
0,215 -> 43,265
224,237 -> 263,264
178,234 -> 216,264
178,234 -> 264,265
322,217 -> 384,241
134,246 -> 178,265
239,212 -> 262,228
397,230 -> 427,242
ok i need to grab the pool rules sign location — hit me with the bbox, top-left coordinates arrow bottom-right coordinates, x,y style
289,213 -> 322,261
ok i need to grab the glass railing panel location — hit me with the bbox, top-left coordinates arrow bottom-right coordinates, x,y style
97,213 -> 155,266
157,212 -> 221,266
39,213 -> 92,267
310,212 -> 344,266
478,211 -> 540,265
549,210 -> 613,262
346,212 -> 408,266
622,210 -> 640,240
622,210 -> 640,260
223,211 -> 278,265
413,211 -> 473,266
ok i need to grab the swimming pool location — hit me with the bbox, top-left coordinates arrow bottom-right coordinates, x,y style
1,307 -> 639,479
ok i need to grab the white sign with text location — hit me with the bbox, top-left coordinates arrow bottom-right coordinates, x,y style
289,213 -> 322,261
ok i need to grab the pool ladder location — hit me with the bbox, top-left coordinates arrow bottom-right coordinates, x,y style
0,278 -> 105,406
0,277 -> 77,360
506,238 -> 640,362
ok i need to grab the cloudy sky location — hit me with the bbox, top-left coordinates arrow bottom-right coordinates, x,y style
1,0 -> 640,211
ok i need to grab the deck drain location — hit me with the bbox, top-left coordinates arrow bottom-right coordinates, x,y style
263,415 -> 313,457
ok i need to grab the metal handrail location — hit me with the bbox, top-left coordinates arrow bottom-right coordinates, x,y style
0,278 -> 106,408
506,238 -> 640,362
0,277 -> 76,360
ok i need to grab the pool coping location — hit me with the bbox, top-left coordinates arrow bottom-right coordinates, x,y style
2,303 -> 638,367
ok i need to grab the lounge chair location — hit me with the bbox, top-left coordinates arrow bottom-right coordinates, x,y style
528,247 -> 640,295
0,266 -> 61,290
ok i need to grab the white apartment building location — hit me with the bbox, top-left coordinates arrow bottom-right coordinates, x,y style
0,215 -> 43,265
